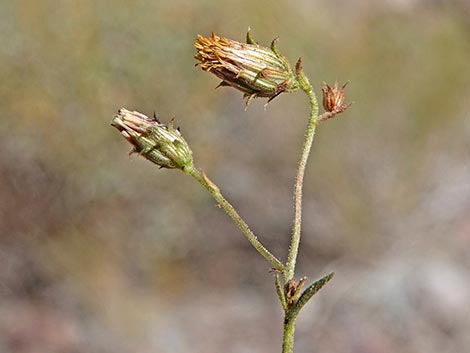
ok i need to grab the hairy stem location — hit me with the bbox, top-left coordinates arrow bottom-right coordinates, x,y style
275,273 -> 288,312
285,68 -> 319,282
282,316 -> 296,353
185,165 -> 285,272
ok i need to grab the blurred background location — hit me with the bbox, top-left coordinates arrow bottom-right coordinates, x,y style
1,0 -> 469,352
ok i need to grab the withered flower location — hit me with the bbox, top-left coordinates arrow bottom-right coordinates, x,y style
285,277 -> 306,308
321,81 -> 351,113
112,108 -> 193,170
194,31 -> 299,106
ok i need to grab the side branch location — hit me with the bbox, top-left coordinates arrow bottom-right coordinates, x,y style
186,166 -> 285,272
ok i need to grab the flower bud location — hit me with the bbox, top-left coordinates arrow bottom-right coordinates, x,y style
321,82 -> 349,112
194,31 -> 299,105
112,108 -> 193,170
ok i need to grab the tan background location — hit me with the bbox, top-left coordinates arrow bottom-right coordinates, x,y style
1,0 -> 469,352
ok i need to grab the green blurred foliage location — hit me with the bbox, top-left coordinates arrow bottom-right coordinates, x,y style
1,1 -> 469,352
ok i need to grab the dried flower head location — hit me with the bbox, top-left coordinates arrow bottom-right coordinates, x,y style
112,108 -> 193,170
321,81 -> 351,113
194,31 -> 299,106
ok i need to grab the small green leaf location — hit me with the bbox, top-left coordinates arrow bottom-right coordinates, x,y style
286,272 -> 334,321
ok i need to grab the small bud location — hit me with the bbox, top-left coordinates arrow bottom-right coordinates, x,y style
284,277 -> 307,308
194,31 -> 299,106
321,81 -> 350,113
111,108 -> 193,170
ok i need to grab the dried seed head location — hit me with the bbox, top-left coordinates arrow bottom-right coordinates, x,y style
112,108 -> 193,171
194,31 -> 299,106
321,81 -> 349,112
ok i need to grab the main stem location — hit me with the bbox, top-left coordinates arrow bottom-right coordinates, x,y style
285,69 -> 319,282
282,317 -> 296,353
185,165 -> 285,272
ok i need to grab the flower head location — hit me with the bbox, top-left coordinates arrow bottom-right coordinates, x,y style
194,31 -> 299,106
321,81 -> 350,113
112,108 -> 193,170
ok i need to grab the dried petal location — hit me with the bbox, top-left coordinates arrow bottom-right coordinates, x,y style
321,82 -> 349,112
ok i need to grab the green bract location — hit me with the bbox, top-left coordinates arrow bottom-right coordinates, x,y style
112,108 -> 193,170
194,31 -> 300,106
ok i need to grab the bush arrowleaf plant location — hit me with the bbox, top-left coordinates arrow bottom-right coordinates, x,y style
112,30 -> 351,353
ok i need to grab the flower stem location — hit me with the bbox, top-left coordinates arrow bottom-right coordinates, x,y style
285,68 -> 319,282
185,165 -> 285,272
